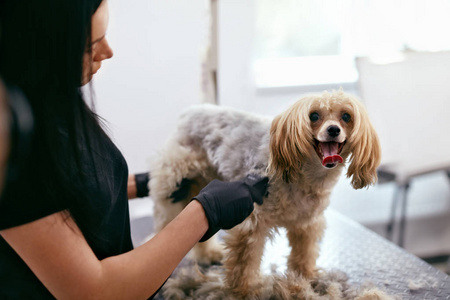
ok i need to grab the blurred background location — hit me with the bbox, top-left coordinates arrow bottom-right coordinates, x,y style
92,0 -> 450,270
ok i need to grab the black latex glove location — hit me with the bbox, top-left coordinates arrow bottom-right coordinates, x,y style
135,172 -> 150,198
193,174 -> 269,242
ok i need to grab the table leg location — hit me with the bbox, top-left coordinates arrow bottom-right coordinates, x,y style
386,185 -> 402,241
398,183 -> 410,247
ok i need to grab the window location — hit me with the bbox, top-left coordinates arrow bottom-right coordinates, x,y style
254,0 -> 450,88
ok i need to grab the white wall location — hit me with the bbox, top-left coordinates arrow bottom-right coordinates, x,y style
93,0 -> 209,174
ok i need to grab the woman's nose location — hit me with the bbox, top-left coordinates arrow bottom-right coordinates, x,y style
96,39 -> 114,61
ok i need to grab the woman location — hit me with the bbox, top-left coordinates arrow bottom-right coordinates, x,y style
0,1 -> 268,299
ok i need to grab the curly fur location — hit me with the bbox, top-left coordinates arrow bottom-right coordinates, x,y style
149,90 -> 381,297
160,264 -> 396,300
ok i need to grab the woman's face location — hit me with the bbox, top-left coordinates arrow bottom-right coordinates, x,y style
81,0 -> 114,85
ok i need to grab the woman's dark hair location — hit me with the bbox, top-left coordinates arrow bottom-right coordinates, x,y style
0,0 -> 110,238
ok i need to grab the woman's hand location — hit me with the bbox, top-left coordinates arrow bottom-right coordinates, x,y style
193,174 -> 269,242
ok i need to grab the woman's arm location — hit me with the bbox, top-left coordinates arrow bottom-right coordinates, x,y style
127,174 -> 138,199
0,200 -> 208,300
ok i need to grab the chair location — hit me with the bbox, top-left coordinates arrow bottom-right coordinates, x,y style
355,51 -> 450,247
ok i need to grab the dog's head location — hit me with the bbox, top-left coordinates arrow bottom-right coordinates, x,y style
268,90 -> 381,189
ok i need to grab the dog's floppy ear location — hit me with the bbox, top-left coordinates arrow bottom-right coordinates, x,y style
268,101 -> 312,183
346,100 -> 381,189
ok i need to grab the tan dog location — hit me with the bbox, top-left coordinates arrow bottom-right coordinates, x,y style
149,90 -> 381,297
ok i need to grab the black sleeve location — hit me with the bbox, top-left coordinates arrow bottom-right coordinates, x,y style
0,156 -> 67,230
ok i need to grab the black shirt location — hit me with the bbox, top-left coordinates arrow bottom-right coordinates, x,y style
0,133 -> 133,299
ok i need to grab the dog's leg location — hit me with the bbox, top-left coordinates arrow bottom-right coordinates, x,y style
191,235 -> 224,265
152,198 -> 188,233
150,143 -> 212,231
286,216 -> 326,279
150,141 -> 227,265
223,215 -> 267,297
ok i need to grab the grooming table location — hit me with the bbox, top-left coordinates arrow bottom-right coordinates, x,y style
144,209 -> 450,299
318,209 -> 450,299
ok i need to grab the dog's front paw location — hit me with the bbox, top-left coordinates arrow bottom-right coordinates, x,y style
226,272 -> 263,299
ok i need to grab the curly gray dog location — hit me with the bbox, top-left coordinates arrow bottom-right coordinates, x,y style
149,90 -> 381,297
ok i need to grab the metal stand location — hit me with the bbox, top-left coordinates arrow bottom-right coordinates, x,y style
385,182 -> 410,248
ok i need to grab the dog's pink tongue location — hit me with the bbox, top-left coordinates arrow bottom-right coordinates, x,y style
320,142 -> 343,166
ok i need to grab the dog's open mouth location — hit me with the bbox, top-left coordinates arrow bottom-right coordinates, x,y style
314,139 -> 345,169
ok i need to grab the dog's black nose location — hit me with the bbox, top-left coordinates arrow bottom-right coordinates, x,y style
327,125 -> 340,137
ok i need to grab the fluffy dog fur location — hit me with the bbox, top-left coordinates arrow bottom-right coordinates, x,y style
149,90 -> 381,297
161,265 -> 396,300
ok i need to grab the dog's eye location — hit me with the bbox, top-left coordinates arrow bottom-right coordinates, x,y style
309,112 -> 320,122
342,113 -> 351,123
